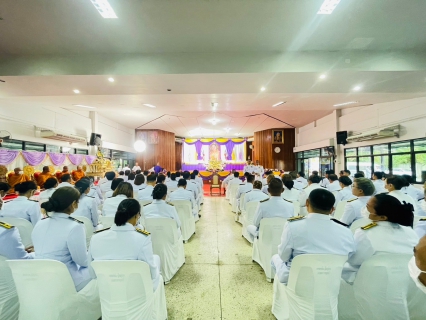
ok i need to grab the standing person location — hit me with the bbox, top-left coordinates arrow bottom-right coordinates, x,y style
154,162 -> 162,174
38,178 -> 58,202
71,166 -> 86,182
102,182 -> 133,217
34,187 -> 92,291
138,174 -> 156,201
7,167 -> 31,194
36,166 -> 54,188
372,171 -> 387,194
132,162 -> 141,172
72,179 -> 98,228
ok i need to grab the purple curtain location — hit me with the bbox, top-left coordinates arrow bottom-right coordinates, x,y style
0,149 -> 20,165
21,151 -> 46,166
225,141 -> 235,160
49,153 -> 67,166
185,139 -> 245,146
68,154 -> 83,165
85,155 -> 97,165
195,141 -> 203,160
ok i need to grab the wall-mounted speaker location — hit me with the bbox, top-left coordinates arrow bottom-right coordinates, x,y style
336,131 -> 348,145
89,133 -> 102,146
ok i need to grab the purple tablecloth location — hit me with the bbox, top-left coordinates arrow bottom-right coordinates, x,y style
181,164 -> 245,171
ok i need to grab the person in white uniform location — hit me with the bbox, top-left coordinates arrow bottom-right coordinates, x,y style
34,187 -> 92,291
226,171 -> 240,199
372,171 -> 387,194
143,184 -> 182,237
0,220 -> 34,259
342,194 -> 419,283
1,181 -> 41,227
105,178 -> 124,199
327,174 -> 341,192
271,188 -> 356,284
88,199 -> 162,290
168,179 -> 198,218
334,176 -> 357,206
340,177 -> 375,226
222,170 -> 235,192
190,172 -> 202,197
102,182 -> 133,217
320,170 -> 333,188
294,171 -> 308,190
133,174 -> 146,194
241,180 -> 269,211
409,235 -> 426,294
298,175 -> 322,215
243,160 -> 254,174
56,174 -> 74,189
247,179 -> 294,242
99,171 -> 115,195
261,174 -> 275,195
386,175 -> 422,215
192,170 -> 204,204
122,165 -> 131,173
183,172 -> 200,209
138,174 -> 156,201
132,162 -> 141,172
71,179 -> 99,228
237,174 -> 254,206
402,174 -> 424,201
38,177 -> 58,202
281,174 -> 301,202
165,173 -> 178,190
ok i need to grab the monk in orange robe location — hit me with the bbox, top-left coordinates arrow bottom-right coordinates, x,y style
7,167 -> 31,194
57,166 -> 70,181
36,166 -> 54,189
72,166 -> 85,182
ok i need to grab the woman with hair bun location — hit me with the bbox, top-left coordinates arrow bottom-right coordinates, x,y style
281,174 -> 300,202
88,199 -> 162,291
342,194 -> 419,283
102,182 -> 133,217
39,177 -> 58,202
1,181 -> 41,226
142,184 -> 182,237
32,187 -> 92,291
71,179 -> 98,228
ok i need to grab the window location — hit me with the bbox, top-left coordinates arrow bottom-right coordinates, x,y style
296,147 -> 334,177
373,155 -> 389,173
415,154 -> 426,182
46,145 -> 60,153
76,149 -> 88,155
24,142 -> 45,152
1,139 -> 23,150
345,148 -> 357,157
358,157 -> 372,177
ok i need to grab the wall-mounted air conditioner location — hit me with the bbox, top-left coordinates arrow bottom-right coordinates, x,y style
35,129 -> 87,144
346,125 -> 400,143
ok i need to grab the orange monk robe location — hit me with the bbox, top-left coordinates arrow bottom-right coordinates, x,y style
57,170 -> 69,181
7,174 -> 30,194
72,170 -> 85,182
36,173 -> 53,189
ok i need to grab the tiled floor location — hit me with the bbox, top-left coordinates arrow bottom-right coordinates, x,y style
165,196 -> 276,320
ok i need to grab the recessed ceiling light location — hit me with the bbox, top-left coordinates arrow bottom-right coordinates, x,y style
353,85 -> 362,91
108,77 -> 114,82
260,87 -> 266,92
209,118 -> 219,125
333,101 -> 359,107
73,104 -> 96,109
143,104 -> 156,108
73,89 -> 80,94
319,74 -> 327,79
317,0 -> 341,14
272,101 -> 285,107
211,102 -> 219,108
90,0 -> 118,18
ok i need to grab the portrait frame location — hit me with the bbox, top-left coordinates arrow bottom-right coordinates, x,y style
272,130 -> 284,144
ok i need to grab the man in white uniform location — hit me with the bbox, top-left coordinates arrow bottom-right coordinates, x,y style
99,171 -> 115,194
237,174 -> 255,211
183,172 -> 200,211
222,170 -> 235,196
137,174 -> 156,201
294,171 -> 308,190
241,180 -> 269,212
372,171 -> 387,194
243,160 -> 254,174
327,174 -> 341,192
169,179 -> 198,218
402,174 -> 424,201
298,175 -> 322,215
132,162 -> 141,172
334,176 -> 356,206
320,170 -> 333,188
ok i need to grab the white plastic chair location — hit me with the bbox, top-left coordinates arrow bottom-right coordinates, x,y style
333,200 -> 347,221
349,218 -> 372,233
170,200 -> 195,243
145,218 -> 185,284
91,260 -> 167,320
72,216 -> 94,248
139,200 -> 153,208
252,217 -> 288,282
0,255 -> 18,320
0,217 -> 33,249
7,259 -> 101,320
272,254 -> 348,320
413,215 -> 422,228
292,201 -> 300,217
241,201 -> 259,243
228,184 -> 239,207
99,216 -> 115,228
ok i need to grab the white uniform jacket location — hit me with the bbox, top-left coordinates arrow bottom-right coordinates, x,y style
242,189 -> 269,211
237,183 -> 253,199
373,179 -> 387,194
327,180 -> 341,192
294,177 -> 308,190
102,194 -> 128,217
168,187 -> 197,216
72,194 -> 99,227
0,223 -> 34,259
298,183 -> 322,208
1,196 -> 42,227
143,200 -> 182,236
252,196 -> 294,229
340,196 -> 371,226
389,190 -> 421,215
39,188 -> 56,202
282,187 -> 300,202
57,182 -> 74,189
138,185 -> 154,201
99,180 -> 113,194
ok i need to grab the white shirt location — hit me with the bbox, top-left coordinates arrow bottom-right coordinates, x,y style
88,223 -> 160,290
185,180 -> 199,199
104,190 -> 114,199
228,177 -> 241,187
32,212 -> 90,290
122,167 -> 131,173
343,221 -> 419,283
298,183 -> 321,207
281,187 -> 300,202
39,188 -> 56,202
334,186 -> 356,204
252,196 -> 294,228
71,194 -> 98,227
132,166 -> 141,172
389,190 -> 420,215
166,180 -> 178,190
294,177 -> 308,190
132,183 -> 145,193
1,196 -> 42,226
237,183 -> 253,199
373,179 -> 387,194
402,185 -> 424,201
242,189 -> 269,211
168,187 -> 197,216
340,196 -> 371,226
320,177 -> 330,188
102,194 -> 128,217
143,200 -> 182,235
99,180 -> 113,193
327,180 -> 341,192
222,175 -> 234,187
0,224 -> 34,259
57,182 -> 74,189
138,185 -> 154,201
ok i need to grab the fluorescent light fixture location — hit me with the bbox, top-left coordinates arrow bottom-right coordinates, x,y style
224,128 -> 231,132
143,104 -> 156,108
73,89 -> 80,94
211,102 -> 219,108
333,101 -> 359,107
319,74 -> 327,79
73,104 -> 96,109
90,0 -> 118,19
353,85 -> 362,91
234,133 -> 241,136
272,101 -> 285,107
317,0 -> 341,14
108,77 -> 114,82
260,87 -> 266,92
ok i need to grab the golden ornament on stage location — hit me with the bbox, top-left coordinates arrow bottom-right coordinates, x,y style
48,165 -> 55,174
86,149 -> 113,178
82,165 -> 87,172
23,165 -> 35,177
207,159 -> 224,171
0,165 -> 7,176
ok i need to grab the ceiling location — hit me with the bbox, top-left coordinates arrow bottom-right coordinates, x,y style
0,0 -> 425,138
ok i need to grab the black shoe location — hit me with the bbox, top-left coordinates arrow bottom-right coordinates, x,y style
198,214 -> 201,218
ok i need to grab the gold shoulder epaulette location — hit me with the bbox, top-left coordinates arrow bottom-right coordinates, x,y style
361,222 -> 378,230
29,199 -> 38,202
419,218 -> 426,221
284,199 -> 293,203
260,198 -> 269,203
287,216 -> 305,222
347,198 -> 358,203
166,202 -> 174,206
143,203 -> 151,206
136,228 -> 150,236
94,227 -> 110,234
0,221 -> 14,229
303,185 -> 308,189
68,217 -> 84,224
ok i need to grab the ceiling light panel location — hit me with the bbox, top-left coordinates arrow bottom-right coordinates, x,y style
108,77 -> 114,82
353,85 -> 362,91
317,0 -> 341,14
73,89 -> 80,94
90,0 -> 118,18
143,104 -> 156,108
260,87 -> 266,92
333,101 -> 359,107
272,101 -> 285,107
73,104 -> 96,109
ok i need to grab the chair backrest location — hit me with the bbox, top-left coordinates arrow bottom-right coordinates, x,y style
333,200 -> 347,220
212,174 -> 219,185
91,260 -> 154,319
99,216 -> 115,228
7,259 -> 78,319
145,218 -> 178,247
245,201 -> 260,224
292,201 -> 300,217
0,217 -> 33,248
72,216 -> 93,247
239,193 -> 246,209
170,200 -> 192,219
229,183 -> 239,198
258,218 -> 287,244
0,255 -> 19,320
349,218 -> 372,233
139,200 -> 153,208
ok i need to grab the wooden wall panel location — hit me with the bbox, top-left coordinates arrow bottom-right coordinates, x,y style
254,128 -> 295,171
175,142 -> 183,170
135,130 -> 176,171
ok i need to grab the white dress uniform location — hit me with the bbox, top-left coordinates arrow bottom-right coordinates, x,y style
342,221 -> 419,283
185,180 -> 199,199
102,194 -> 128,217
298,183 -> 322,211
122,166 -> 131,173
1,196 -> 42,227
57,182 -> 74,189
222,174 -> 234,187
320,177 -> 330,188
0,222 -> 35,259
32,213 -> 91,291
39,188 -> 56,202
282,186 -> 300,202
168,187 -> 197,217
104,190 -> 113,199
261,184 -> 269,195
334,186 -> 356,204
242,189 -> 269,211
414,218 -> 426,238
88,223 -> 161,290
402,185 -> 424,201
143,200 -> 182,237
99,180 -> 113,194
137,185 -> 154,201
165,180 -> 178,189
247,196 -> 294,241
389,190 -> 421,215
88,186 -> 102,206
294,177 -> 308,190
132,165 -> 141,172
339,196 -> 371,226
327,180 -> 341,192
373,179 -> 387,194
243,165 -> 254,174
132,183 -> 145,193
237,183 -> 253,199
71,194 -> 99,227
271,213 -> 356,284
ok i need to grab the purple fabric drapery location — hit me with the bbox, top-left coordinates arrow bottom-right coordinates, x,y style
49,153 -> 67,166
195,141 -> 203,160
21,151 -> 47,166
68,154 -> 83,165
185,139 -> 245,146
0,149 -> 20,165
181,163 -> 245,171
225,141 -> 235,160
85,155 -> 97,165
